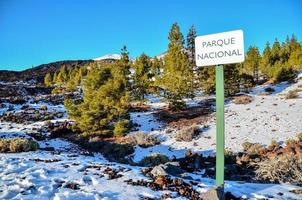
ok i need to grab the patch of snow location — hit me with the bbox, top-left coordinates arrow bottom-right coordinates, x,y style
93,54 -> 121,61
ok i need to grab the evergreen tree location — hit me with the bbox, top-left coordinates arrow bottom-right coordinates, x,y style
224,64 -> 241,96
288,45 -> 302,69
119,45 -> 131,78
44,73 -> 52,87
243,46 -> 261,82
288,35 -> 300,54
52,71 -> 58,84
150,57 -> 162,78
186,25 -> 197,65
197,67 -> 215,95
261,42 -> 272,78
271,39 -> 281,65
160,23 -> 194,110
198,64 -> 240,96
65,63 -> 130,137
132,53 -> 152,101
56,65 -> 68,85
279,41 -> 290,64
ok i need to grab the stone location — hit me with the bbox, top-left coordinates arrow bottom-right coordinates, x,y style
201,186 -> 225,200
150,162 -> 184,177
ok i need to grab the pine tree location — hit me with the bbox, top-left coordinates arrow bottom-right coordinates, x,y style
197,67 -> 215,94
261,42 -> 272,78
271,39 -> 281,65
44,73 -> 52,87
288,45 -> 302,69
65,63 -> 130,137
119,45 -> 131,78
132,53 -> 152,101
224,64 -> 240,96
56,65 -> 68,86
198,64 -> 240,96
52,71 -> 58,84
150,57 -> 162,78
243,46 -> 261,82
186,25 -> 197,65
160,23 -> 194,110
64,47 -> 131,137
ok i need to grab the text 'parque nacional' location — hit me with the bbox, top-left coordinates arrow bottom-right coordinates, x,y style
195,30 -> 245,66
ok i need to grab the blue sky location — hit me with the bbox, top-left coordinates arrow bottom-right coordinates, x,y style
0,0 -> 302,71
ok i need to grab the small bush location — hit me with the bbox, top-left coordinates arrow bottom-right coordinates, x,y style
242,142 -> 263,155
113,120 -> 129,137
285,138 -> 296,145
0,139 -> 10,152
285,90 -> 299,99
242,141 -> 253,152
254,155 -> 302,185
125,132 -> 160,148
233,95 -> 253,104
0,138 -> 39,153
40,105 -> 48,111
175,125 -> 200,142
297,132 -> 302,142
273,66 -> 296,82
139,153 -> 169,167
268,139 -> 280,150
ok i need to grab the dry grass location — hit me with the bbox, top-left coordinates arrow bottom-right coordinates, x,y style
0,138 -> 39,153
124,132 -> 160,148
285,90 -> 299,99
175,125 -> 200,142
138,153 -> 169,167
242,142 -> 264,155
254,155 -> 302,185
233,95 -> 253,105
297,132 -> 302,142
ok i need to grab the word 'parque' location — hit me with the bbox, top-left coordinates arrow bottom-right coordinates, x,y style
201,38 -> 235,48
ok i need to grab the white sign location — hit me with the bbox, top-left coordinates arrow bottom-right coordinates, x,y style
195,30 -> 244,67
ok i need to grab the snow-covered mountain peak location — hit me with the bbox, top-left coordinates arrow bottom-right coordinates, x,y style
93,54 -> 122,61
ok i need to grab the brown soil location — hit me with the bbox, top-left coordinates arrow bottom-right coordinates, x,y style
155,105 -> 212,129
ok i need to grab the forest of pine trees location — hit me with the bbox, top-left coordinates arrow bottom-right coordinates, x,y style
43,23 -> 302,138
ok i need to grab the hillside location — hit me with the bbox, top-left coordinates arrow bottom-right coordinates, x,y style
0,76 -> 302,199
0,54 -> 128,83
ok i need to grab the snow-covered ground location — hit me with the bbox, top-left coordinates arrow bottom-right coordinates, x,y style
147,78 -> 302,155
1,77 -> 302,199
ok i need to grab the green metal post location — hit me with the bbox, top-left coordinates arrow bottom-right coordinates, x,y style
215,65 -> 225,187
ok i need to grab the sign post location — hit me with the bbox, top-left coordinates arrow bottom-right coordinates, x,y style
215,65 -> 225,186
195,30 -> 244,188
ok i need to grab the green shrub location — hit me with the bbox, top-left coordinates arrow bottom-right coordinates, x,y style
240,73 -> 255,92
113,120 -> 130,137
139,153 -> 169,167
40,105 -> 48,111
297,132 -> 302,142
273,66 -> 296,82
0,138 -> 39,153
